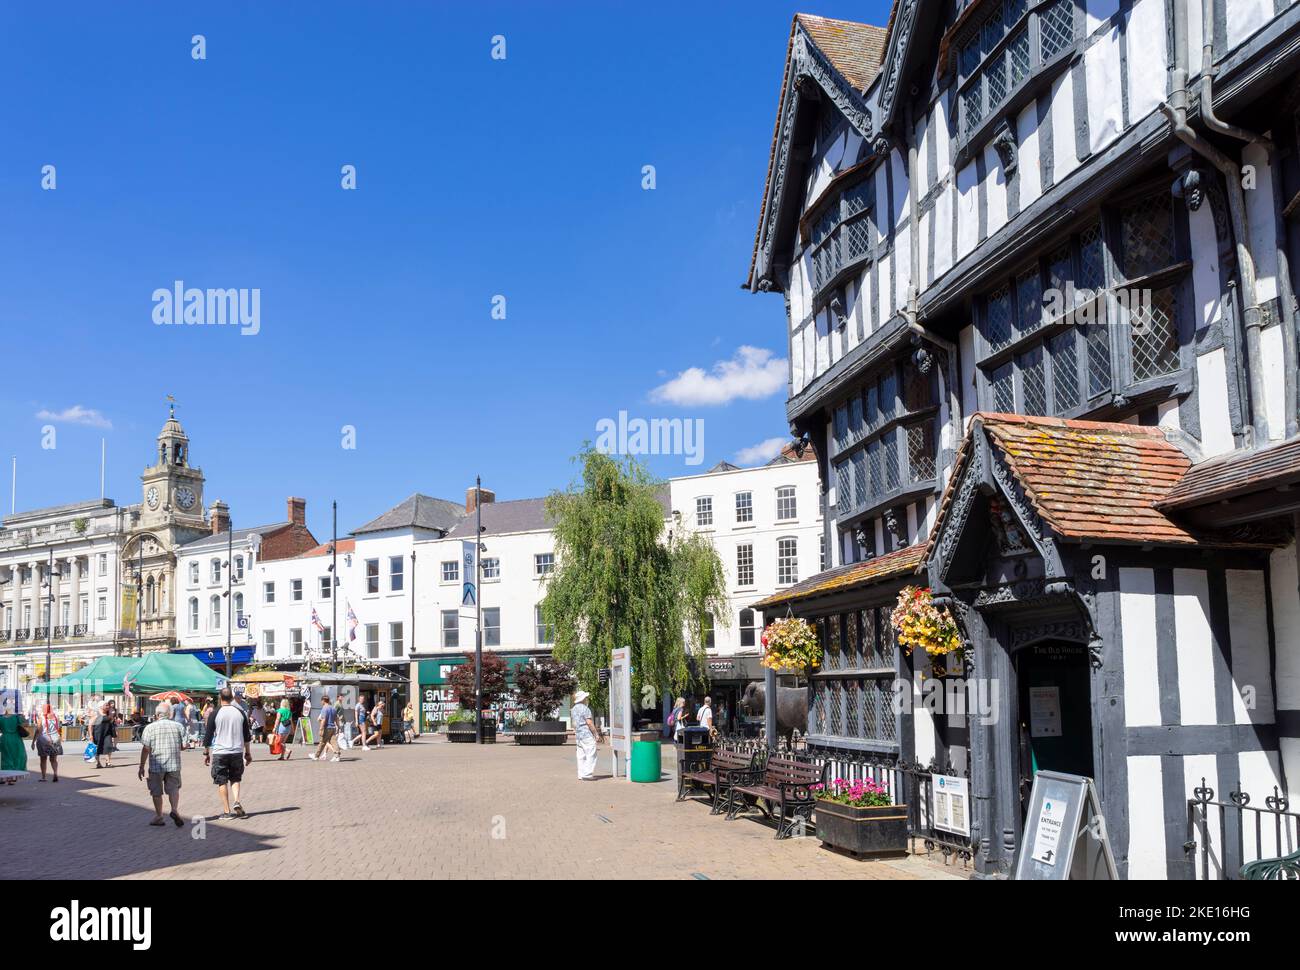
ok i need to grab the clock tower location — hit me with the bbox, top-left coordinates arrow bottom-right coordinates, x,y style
121,404 -> 211,654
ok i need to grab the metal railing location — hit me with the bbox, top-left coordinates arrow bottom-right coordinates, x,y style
1185,778 -> 1300,879
716,735 -> 974,867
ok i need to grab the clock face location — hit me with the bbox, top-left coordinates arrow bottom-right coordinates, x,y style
146,486 -> 159,510
176,486 -> 197,511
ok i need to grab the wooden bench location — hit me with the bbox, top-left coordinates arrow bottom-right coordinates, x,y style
730,755 -> 829,839
678,748 -> 763,815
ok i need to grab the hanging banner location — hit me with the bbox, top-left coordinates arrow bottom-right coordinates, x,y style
119,585 -> 137,636
460,540 -> 478,619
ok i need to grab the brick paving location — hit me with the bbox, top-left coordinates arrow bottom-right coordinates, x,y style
0,738 -> 967,880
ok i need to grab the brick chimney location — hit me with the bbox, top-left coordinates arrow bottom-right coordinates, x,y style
287,496 -> 306,527
210,500 -> 230,536
466,486 -> 496,514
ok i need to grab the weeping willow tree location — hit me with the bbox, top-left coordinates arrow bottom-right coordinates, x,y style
541,448 -> 729,705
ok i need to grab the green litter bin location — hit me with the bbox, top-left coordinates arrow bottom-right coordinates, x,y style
630,740 -> 662,782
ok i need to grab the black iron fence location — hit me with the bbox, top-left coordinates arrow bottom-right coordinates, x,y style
1185,778 -> 1300,879
716,735 -> 975,867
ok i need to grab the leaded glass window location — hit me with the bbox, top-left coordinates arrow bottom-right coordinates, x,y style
807,177 -> 875,301
809,606 -> 898,746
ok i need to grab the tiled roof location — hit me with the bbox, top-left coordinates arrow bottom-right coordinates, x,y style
795,14 -> 889,92
181,522 -> 289,551
353,494 -> 466,535
1158,435 -> 1300,509
444,498 -> 550,539
766,439 -> 817,465
294,538 -> 356,559
753,543 -> 925,611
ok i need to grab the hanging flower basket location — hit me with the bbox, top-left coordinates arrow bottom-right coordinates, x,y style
760,616 -> 821,673
890,585 -> 962,658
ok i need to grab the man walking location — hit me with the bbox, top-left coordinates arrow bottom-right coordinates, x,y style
308,695 -> 341,762
138,701 -> 185,827
202,688 -> 253,820
354,694 -> 370,751
572,689 -> 601,781
696,695 -> 714,733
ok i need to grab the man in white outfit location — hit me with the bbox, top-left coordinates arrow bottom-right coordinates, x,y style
571,690 -> 601,780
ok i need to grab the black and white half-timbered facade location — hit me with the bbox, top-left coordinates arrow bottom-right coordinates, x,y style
748,3 -> 1300,878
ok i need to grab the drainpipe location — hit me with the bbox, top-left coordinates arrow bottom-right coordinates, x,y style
1159,0 -> 1271,444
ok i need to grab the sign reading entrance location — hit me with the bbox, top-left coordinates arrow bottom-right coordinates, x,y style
1013,770 -> 1117,880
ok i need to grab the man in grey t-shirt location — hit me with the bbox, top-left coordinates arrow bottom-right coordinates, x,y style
202,688 -> 253,820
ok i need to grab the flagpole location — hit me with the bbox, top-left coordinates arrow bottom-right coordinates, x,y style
332,501 -> 338,673
475,475 -> 482,745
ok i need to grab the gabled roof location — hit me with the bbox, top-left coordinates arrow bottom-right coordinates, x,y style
181,522 -> 289,552
766,440 -> 818,465
927,413 -> 1279,551
795,14 -> 890,92
294,538 -> 356,559
708,461 -> 741,473
444,498 -> 551,539
353,494 -> 466,536
753,543 -> 924,611
747,13 -> 888,291
1157,435 -> 1300,510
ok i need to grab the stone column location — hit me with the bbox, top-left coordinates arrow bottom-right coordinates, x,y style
28,561 -> 40,631
69,557 -> 82,633
8,565 -> 19,631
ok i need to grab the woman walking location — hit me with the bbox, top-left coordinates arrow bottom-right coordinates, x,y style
32,702 -> 63,782
669,696 -> 688,743
402,701 -> 416,743
92,701 -> 116,768
0,700 -> 29,783
273,697 -> 293,760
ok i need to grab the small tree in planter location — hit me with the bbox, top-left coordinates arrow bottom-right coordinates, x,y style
447,654 -> 509,743
812,777 -> 909,859
513,658 -> 576,746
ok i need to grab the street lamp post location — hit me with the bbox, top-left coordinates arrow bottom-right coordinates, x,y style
475,475 -> 483,745
42,548 -> 62,683
135,541 -> 143,658
224,519 -> 233,679
332,501 -> 339,674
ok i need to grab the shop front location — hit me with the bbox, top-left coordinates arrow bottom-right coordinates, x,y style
411,653 -> 562,733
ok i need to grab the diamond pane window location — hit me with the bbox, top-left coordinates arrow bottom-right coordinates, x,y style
1087,317 -> 1112,397
848,396 -> 863,439
844,611 -> 860,668
845,680 -> 863,738
1121,195 -> 1174,280
1130,286 -> 1180,380
827,680 -> 844,736
819,104 -> 842,147
833,404 -> 849,447
879,369 -> 897,421
845,213 -> 872,260
1047,245 -> 1072,316
1078,223 -> 1105,292
1040,0 -> 1075,61
1008,27 -> 1030,88
985,284 -> 1013,350
836,460 -> 853,513
864,383 -> 878,428
907,421 -> 937,482
1016,268 -> 1043,336
813,682 -> 829,734
883,428 -> 900,489
852,451 -> 867,508
1050,330 -> 1080,411
987,53 -> 1008,106
1019,345 -> 1047,414
982,7 -> 1004,53
991,361 -> 1015,411
963,75 -> 985,137
844,181 -> 871,217
868,439 -> 883,493
960,37 -> 981,77
1005,0 -> 1027,24
861,609 -> 878,665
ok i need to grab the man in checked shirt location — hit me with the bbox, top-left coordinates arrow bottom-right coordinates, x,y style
138,700 -> 186,827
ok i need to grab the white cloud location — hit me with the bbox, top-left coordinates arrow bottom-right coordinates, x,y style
35,405 -> 112,430
734,437 -> 788,466
649,346 -> 787,406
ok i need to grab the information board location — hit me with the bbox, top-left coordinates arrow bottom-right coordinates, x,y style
1013,770 -> 1117,880
608,647 -> 632,780
931,774 -> 970,837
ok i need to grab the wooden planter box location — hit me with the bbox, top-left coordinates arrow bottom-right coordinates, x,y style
514,721 -> 567,746
446,720 -> 497,744
814,801 -> 909,859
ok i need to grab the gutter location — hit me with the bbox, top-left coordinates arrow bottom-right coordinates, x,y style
1160,0 -> 1273,444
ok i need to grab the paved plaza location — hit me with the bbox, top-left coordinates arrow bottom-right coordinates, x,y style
0,737 -> 965,880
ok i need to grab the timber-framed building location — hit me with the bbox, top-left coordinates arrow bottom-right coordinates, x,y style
748,2 -> 1300,878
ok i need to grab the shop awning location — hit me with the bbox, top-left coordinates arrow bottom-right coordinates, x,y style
31,656 -> 139,694
173,645 -> 255,668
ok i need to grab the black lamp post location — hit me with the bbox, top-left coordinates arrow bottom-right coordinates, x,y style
331,501 -> 339,673
221,518 -> 233,679
42,549 -> 63,683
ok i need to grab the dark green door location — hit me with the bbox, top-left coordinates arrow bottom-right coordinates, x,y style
1016,640 -> 1094,790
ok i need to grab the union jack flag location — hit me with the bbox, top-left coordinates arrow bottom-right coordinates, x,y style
346,602 -> 358,642
310,607 -> 325,633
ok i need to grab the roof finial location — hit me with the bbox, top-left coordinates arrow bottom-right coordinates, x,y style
166,393 -> 176,419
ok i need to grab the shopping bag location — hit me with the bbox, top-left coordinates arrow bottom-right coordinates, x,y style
336,729 -> 351,751
83,742 -> 97,761
269,734 -> 283,756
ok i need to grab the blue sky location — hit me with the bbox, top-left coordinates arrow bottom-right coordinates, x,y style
0,0 -> 890,537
